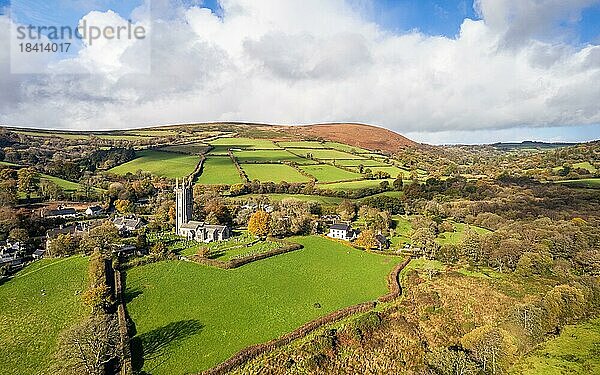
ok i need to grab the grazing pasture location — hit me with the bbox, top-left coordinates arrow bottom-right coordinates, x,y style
0,257 -> 89,375
278,141 -> 325,148
291,148 -> 364,160
242,164 -> 311,183
196,157 -> 243,185
436,222 -> 491,245
333,159 -> 389,167
108,150 -> 199,179
160,142 -> 211,155
510,317 -> 600,375
209,137 -> 280,149
229,194 -> 345,206
125,236 -> 402,374
41,174 -> 84,192
323,142 -> 371,154
233,150 -> 311,164
300,164 -> 362,182
320,179 -> 396,191
363,166 -> 407,177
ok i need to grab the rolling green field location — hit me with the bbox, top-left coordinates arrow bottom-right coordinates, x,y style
209,137 -> 279,149
290,148 -> 364,160
323,142 -> 371,154
558,178 -> 600,189
242,164 -> 311,183
160,142 -> 210,155
0,257 -> 89,375
363,166 -> 407,177
436,222 -> 491,245
125,236 -> 402,374
510,317 -> 600,375
196,157 -> 243,185
278,141 -> 325,148
233,150 -> 311,164
299,164 -> 362,182
333,159 -> 389,167
320,179 -> 396,191
41,174 -> 83,192
108,150 -> 199,179
229,193 -> 346,206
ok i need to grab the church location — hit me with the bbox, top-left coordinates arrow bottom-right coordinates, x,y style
175,179 -> 232,243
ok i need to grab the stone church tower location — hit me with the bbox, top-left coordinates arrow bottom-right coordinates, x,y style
175,178 -> 193,235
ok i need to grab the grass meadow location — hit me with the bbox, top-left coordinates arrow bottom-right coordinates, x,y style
278,141 -> 326,148
333,159 -> 389,167
320,179 -> 396,191
108,150 -> 199,179
323,142 -> 371,154
228,194 -> 346,206
209,137 -> 279,149
125,236 -> 402,374
233,150 -> 311,164
510,317 -> 600,375
290,148 -> 364,160
299,164 -> 362,182
0,257 -> 89,375
196,156 -> 243,185
242,164 -> 311,183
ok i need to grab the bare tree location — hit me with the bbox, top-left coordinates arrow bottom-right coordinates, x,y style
55,314 -> 120,375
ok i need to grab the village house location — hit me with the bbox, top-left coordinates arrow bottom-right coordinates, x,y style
85,205 -> 104,216
113,216 -> 145,235
41,206 -> 78,219
32,249 -> 46,260
45,223 -> 89,248
327,223 -> 359,241
175,179 -> 232,243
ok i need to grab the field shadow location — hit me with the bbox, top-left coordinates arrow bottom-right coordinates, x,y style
123,287 -> 143,304
131,319 -> 204,372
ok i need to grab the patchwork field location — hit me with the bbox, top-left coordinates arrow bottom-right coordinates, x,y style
277,141 -> 325,148
242,164 -> 311,183
333,159 -> 390,167
0,257 -> 89,375
160,142 -> 211,155
299,164 -> 362,182
436,222 -> 491,245
125,236 -> 402,374
108,150 -> 199,179
362,166 -> 407,177
229,193 -> 346,206
209,137 -> 279,149
324,142 -> 371,154
320,179 -> 396,191
510,317 -> 600,375
290,148 -> 364,160
196,157 -> 243,185
233,150 -> 311,164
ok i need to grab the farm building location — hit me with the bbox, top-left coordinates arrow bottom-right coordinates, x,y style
113,217 -> 145,234
41,206 -> 78,219
85,205 -> 104,216
327,223 -> 359,241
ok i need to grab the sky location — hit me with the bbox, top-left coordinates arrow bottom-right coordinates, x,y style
0,0 -> 599,145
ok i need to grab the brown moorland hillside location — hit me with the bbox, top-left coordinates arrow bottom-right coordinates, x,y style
280,123 -> 418,153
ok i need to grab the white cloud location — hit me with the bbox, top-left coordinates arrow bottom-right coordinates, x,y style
0,0 -> 599,144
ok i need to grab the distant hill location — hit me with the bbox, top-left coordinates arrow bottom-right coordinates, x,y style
279,123 -> 417,153
492,141 -> 577,150
4,122 -> 418,153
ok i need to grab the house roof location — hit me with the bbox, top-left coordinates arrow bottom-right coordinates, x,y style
87,205 -> 103,212
46,208 -> 77,217
330,223 -> 351,231
33,249 -> 46,256
46,224 -> 84,238
113,217 -> 144,230
181,221 -> 229,232
375,234 -> 389,244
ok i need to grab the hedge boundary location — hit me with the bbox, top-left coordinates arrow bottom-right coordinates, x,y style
114,268 -> 133,375
198,253 -> 413,375
192,242 -> 303,269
